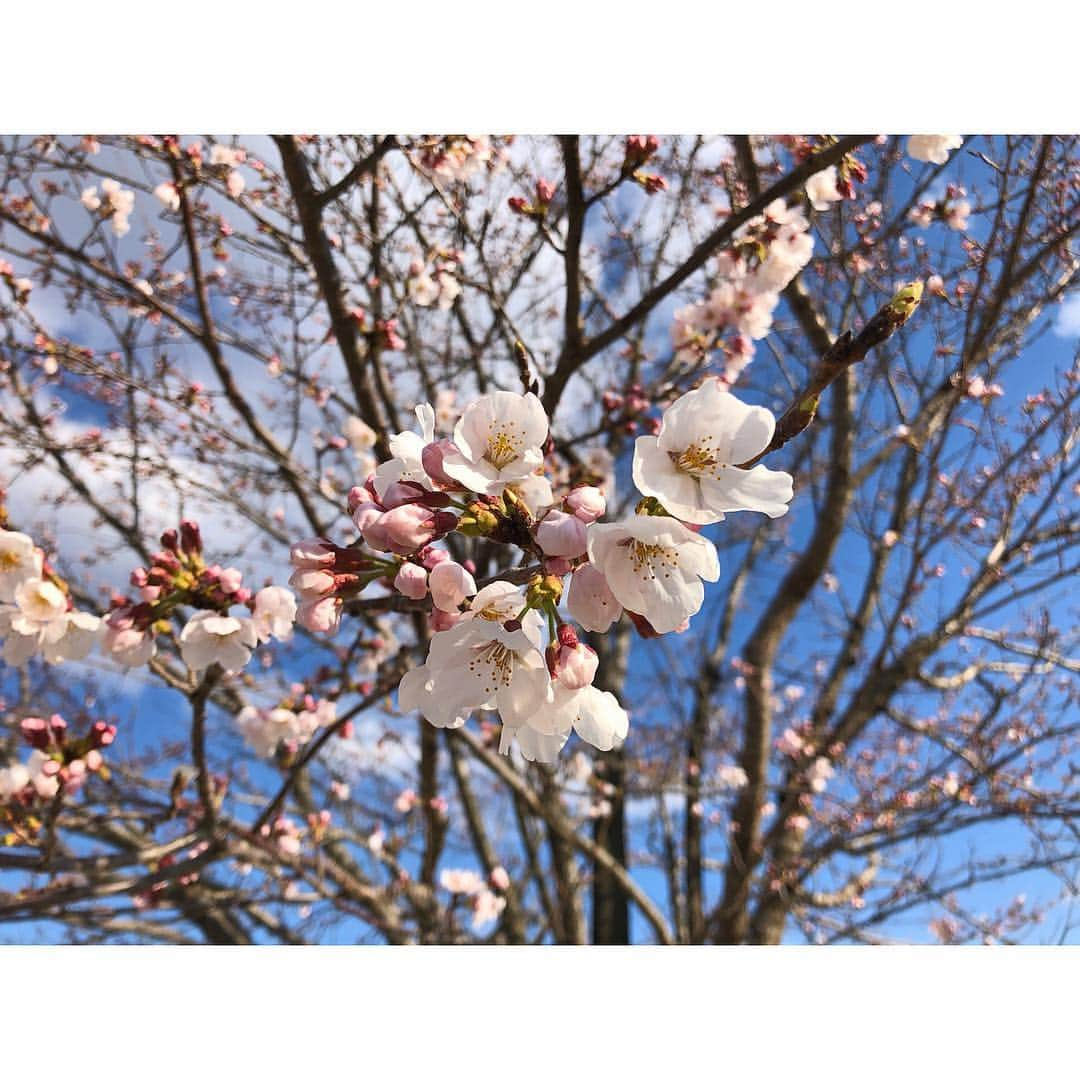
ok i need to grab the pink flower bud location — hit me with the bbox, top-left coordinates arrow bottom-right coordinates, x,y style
429,560 -> 477,612
535,510 -> 588,559
179,519 -> 202,555
394,562 -> 428,600
429,608 -> 461,632
364,504 -> 435,554
421,547 -> 451,570
421,439 -> 466,490
347,484 -> 376,513
556,640 -> 598,690
565,485 -> 606,523
290,538 -> 336,570
352,500 -> 384,533
297,595 -> 343,634
490,866 -> 510,891
21,717 -> 49,749
219,567 -> 244,594
288,568 -> 336,599
381,481 -> 428,509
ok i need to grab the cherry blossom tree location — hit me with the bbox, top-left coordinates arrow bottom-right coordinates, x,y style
0,134 -> 1076,944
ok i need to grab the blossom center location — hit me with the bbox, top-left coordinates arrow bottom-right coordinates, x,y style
627,540 -> 679,580
0,551 -> 22,570
484,424 -> 524,469
671,439 -> 724,477
468,640 -> 515,693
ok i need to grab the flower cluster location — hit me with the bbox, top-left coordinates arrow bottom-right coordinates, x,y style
0,530 -> 101,667
670,197 -> 815,386
908,183 -> 972,233
439,867 -> 508,930
0,714 -> 115,804
81,178 -> 136,236
418,136 -> 496,182
236,695 -> 335,759
0,516 -> 300,673
408,254 -> 462,311
292,384 -> 793,762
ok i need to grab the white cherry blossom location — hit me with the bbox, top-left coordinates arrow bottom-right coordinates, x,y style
0,761 -> 31,800
429,560 -> 477,613
566,563 -> 622,633
587,514 -> 720,634
507,473 -> 554,516
153,182 -> 180,212
12,577 -> 67,624
251,586 -> 297,643
441,391 -> 548,496
179,611 -> 257,674
632,380 -> 793,524
40,611 -> 101,664
26,749 -> 60,799
237,700 -> 329,758
805,165 -> 843,211
907,135 -> 963,165
0,577 -> 71,666
372,403 -> 437,499
102,613 -> 156,667
403,613 -> 550,732
500,683 -> 629,764
0,530 -> 43,602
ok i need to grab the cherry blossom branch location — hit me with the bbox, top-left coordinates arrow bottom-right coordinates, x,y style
542,134 -> 874,414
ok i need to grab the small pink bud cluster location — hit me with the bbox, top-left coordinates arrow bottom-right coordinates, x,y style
623,135 -> 660,170
106,519 -> 263,666
601,383 -> 651,435
623,136 -> 666,195
508,177 -> 557,219
7,713 -> 115,799
349,307 -> 405,351
289,537 -> 373,634
349,479 -> 457,556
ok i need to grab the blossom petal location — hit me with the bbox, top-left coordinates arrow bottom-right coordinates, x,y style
700,463 -> 793,518
572,687 -> 629,751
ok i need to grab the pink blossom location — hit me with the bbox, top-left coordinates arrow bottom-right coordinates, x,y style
421,439 -> 466,490
565,563 -> 622,633
394,562 -> 428,600
776,727 -> 806,757
290,538 -> 336,569
297,595 -> 343,634
552,637 -> 598,690
535,510 -> 588,559
429,560 -> 477,612
565,485 -> 606,523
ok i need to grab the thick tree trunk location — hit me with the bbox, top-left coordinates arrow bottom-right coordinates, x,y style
591,747 -> 629,943
589,628 -> 631,944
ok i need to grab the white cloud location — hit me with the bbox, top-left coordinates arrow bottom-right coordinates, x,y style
1053,293 -> 1080,338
